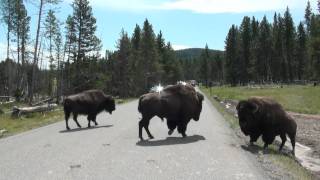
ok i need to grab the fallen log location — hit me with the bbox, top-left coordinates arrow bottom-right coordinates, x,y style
31,98 -> 54,106
11,104 -> 58,117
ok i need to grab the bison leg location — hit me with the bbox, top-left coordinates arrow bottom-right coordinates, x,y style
177,122 -> 187,138
144,120 -> 154,139
139,117 -> 153,141
167,119 -> 177,135
279,134 -> 287,152
87,116 -> 91,128
64,111 -> 71,130
93,115 -> 98,126
249,133 -> 260,145
288,133 -> 296,156
73,113 -> 81,128
262,133 -> 275,153
139,120 -> 144,141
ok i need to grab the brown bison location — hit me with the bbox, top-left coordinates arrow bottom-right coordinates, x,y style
236,97 -> 297,155
138,84 -> 204,141
63,90 -> 115,130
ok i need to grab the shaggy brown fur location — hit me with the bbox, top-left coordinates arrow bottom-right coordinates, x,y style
237,97 -> 297,155
63,90 -> 115,130
138,84 -> 204,141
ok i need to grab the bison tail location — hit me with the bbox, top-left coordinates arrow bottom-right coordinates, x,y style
138,96 -> 144,113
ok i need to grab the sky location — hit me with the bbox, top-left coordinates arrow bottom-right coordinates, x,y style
0,0 -> 319,61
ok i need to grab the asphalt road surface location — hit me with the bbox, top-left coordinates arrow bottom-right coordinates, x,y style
0,92 -> 268,180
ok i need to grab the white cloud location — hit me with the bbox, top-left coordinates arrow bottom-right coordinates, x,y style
172,44 -> 191,50
160,0 -> 309,13
65,0 -> 315,14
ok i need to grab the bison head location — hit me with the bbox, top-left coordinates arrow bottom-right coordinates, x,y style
193,92 -> 204,121
236,100 -> 259,135
104,96 -> 116,114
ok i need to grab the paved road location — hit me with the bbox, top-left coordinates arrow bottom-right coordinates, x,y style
0,92 -> 268,180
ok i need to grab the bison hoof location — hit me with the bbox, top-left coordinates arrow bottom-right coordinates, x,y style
66,127 -> 70,130
148,135 -> 154,139
168,130 -> 174,135
182,134 -> 187,138
139,137 -> 144,141
249,142 -> 254,146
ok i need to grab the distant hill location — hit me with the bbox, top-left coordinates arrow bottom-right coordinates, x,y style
175,48 -> 224,60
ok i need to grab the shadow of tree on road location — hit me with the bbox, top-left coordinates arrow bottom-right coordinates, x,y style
59,125 -> 113,133
136,135 -> 206,146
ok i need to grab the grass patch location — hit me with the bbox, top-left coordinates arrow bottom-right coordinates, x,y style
203,85 -> 320,114
0,107 -> 64,138
201,87 -> 313,180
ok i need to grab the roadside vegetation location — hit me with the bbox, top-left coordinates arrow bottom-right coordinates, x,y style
203,85 -> 320,114
0,103 -> 63,138
0,98 -> 134,138
201,87 -> 314,180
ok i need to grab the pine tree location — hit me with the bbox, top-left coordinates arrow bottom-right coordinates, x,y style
284,7 -> 296,82
115,30 -> 131,97
11,0 -> 30,95
257,16 -> 272,82
271,13 -> 282,82
296,22 -> 308,80
249,16 -> 259,81
309,15 -> 320,79
44,10 -> 60,95
140,19 -> 161,90
156,31 -> 166,81
71,0 -> 101,88
199,44 -> 211,86
238,16 -> 251,84
225,25 -> 239,86
129,24 -> 142,95
305,1 -> 312,34
29,0 -> 61,103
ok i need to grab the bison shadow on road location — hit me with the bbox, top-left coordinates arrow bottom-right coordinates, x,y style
59,125 -> 114,133
136,134 -> 206,147
241,144 -> 293,157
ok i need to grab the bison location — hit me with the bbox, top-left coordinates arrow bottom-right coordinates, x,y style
138,84 -> 204,141
236,97 -> 297,155
63,90 -> 115,130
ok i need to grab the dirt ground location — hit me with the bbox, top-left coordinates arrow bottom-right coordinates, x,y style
289,112 -> 320,159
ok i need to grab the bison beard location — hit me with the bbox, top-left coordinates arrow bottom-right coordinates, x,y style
236,97 -> 297,155
63,90 -> 115,130
137,84 -> 204,141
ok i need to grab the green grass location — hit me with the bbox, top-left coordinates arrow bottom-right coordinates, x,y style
201,87 -> 313,180
203,85 -> 320,114
0,109 -> 64,138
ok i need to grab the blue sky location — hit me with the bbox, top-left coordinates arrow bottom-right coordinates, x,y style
0,0 -> 319,60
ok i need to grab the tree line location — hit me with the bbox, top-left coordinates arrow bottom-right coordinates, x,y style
103,20 -> 183,97
1,0 -> 319,102
224,1 -> 320,86
0,0 -> 101,102
0,0 -> 185,101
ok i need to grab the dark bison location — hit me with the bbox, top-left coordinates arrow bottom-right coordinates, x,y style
236,97 -> 297,155
63,90 -> 115,130
138,84 -> 204,141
